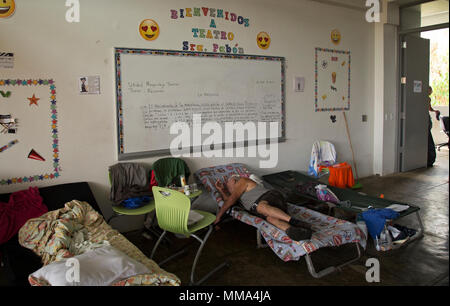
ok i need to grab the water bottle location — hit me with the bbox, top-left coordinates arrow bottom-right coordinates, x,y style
184,185 -> 190,196
180,174 -> 186,187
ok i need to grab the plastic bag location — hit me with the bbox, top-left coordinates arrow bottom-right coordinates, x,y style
315,184 -> 340,204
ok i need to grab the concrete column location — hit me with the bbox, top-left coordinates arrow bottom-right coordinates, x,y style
373,0 -> 400,176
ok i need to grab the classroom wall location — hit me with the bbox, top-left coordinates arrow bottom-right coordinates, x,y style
0,0 -> 375,232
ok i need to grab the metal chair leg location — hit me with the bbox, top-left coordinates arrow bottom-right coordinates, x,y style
150,230 -> 166,260
190,225 -> 230,286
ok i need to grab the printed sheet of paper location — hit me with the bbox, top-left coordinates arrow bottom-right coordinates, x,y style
0,52 -> 14,69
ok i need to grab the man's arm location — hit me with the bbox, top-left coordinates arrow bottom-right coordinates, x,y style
215,180 -> 230,201
214,180 -> 247,224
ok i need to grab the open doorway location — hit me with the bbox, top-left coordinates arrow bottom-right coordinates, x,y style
421,28 -> 449,157
398,0 -> 449,172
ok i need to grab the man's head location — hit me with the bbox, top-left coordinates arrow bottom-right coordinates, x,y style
226,175 -> 241,193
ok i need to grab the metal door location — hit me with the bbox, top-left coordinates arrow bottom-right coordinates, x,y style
399,34 -> 430,172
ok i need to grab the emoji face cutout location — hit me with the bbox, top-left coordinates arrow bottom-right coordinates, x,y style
256,32 -> 271,50
139,19 -> 160,41
0,0 -> 15,18
331,29 -> 341,45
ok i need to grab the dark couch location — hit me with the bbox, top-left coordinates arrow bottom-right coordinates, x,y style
0,182 -> 102,286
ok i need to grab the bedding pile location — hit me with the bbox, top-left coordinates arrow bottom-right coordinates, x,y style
0,187 -> 48,245
18,200 -> 180,286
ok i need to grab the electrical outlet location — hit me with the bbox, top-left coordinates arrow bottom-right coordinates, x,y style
362,114 -> 367,122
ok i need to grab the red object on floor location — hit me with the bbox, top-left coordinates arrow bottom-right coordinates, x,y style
323,162 -> 355,188
0,187 -> 48,244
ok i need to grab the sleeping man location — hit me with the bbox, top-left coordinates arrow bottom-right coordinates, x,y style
214,175 -> 313,241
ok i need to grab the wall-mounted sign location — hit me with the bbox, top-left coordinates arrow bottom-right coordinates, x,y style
170,7 -> 250,54
0,52 -> 14,69
79,76 -> 101,95
315,47 -> 351,112
294,77 -> 305,92
413,80 -> 422,93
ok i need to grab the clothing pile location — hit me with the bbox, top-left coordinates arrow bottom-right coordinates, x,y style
109,159 -> 191,209
359,208 -> 417,251
109,163 -> 153,207
308,140 -> 337,177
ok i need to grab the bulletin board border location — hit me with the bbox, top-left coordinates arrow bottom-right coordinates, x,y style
0,79 -> 60,186
114,47 -> 286,160
314,47 -> 351,112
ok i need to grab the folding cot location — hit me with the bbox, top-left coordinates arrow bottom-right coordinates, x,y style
194,163 -> 367,278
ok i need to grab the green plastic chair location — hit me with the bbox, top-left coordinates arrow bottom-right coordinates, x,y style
106,171 -> 158,239
150,186 -> 229,285
107,171 -> 155,221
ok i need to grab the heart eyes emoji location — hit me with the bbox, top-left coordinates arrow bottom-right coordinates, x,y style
139,19 -> 160,41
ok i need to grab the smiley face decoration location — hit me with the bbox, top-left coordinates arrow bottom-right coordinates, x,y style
256,32 -> 271,50
330,29 -> 341,45
0,0 -> 15,18
139,19 -> 160,41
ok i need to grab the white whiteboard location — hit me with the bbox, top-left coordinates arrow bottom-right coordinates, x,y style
114,48 -> 285,160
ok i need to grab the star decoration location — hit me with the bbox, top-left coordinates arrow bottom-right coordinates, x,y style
28,94 -> 40,106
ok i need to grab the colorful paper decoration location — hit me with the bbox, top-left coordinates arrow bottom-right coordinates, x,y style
0,139 -> 18,153
0,0 -> 15,18
28,94 -> 40,106
315,48 -> 351,112
0,78 -> 60,186
172,7 -> 249,54
256,32 -> 271,50
331,29 -> 341,45
0,90 -> 11,97
28,149 -> 45,161
139,19 -> 160,41
0,114 -> 17,134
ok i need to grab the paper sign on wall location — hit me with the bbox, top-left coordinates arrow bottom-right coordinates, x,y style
0,52 -> 14,69
294,77 -> 305,92
79,76 -> 101,95
413,80 -> 422,93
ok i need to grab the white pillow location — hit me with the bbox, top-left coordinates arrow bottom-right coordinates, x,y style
30,245 -> 150,286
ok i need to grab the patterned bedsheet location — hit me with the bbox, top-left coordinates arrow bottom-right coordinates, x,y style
194,164 -> 367,262
18,200 -> 180,286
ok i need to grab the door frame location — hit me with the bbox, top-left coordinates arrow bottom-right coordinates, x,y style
397,22 -> 449,172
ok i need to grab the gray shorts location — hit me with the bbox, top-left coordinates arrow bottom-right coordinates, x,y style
241,190 -> 287,216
